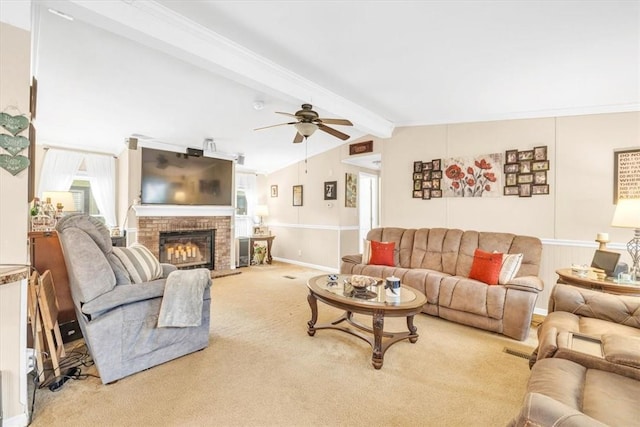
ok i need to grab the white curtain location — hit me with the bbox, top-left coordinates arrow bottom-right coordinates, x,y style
235,173 -> 257,237
84,154 -> 117,227
37,148 -> 84,196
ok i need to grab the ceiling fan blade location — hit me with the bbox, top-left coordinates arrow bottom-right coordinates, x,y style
254,122 -> 296,131
318,123 -> 350,141
276,111 -> 299,118
293,132 -> 304,143
316,118 -> 353,126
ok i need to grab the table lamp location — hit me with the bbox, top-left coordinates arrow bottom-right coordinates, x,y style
611,198 -> 640,279
255,205 -> 269,226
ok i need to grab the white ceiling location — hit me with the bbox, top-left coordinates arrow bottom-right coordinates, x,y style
3,1 -> 639,174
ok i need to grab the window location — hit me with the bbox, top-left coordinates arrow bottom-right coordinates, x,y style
70,178 -> 105,224
236,189 -> 247,216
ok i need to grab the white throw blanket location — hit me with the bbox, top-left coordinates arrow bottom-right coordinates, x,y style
158,268 -> 211,328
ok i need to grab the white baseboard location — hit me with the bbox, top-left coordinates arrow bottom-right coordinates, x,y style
272,257 -> 338,273
534,307 -> 548,316
4,412 -> 29,427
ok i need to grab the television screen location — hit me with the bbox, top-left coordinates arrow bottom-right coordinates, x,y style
140,147 -> 233,206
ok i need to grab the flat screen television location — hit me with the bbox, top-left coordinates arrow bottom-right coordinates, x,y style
140,147 -> 233,206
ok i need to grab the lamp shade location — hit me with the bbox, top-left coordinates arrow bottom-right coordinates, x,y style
42,191 -> 76,212
294,122 -> 318,137
255,205 -> 269,217
611,199 -> 640,228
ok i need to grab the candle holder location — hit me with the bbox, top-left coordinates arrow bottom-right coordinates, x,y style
595,237 -> 609,251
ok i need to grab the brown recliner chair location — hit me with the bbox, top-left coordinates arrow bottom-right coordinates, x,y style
510,283 -> 640,426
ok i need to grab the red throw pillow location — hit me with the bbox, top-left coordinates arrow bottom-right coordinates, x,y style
468,249 -> 503,285
369,241 -> 396,267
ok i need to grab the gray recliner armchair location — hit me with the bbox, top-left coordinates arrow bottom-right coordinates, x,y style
56,214 -> 211,384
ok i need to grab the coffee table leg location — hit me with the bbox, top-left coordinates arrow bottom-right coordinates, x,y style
372,309 -> 384,369
307,292 -> 318,336
407,315 -> 418,343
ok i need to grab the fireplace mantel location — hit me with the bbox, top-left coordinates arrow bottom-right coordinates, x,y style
133,205 -> 234,217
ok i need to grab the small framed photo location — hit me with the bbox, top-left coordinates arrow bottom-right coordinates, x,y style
431,170 -> 443,179
505,173 -> 517,186
432,159 -> 441,170
520,160 -> 532,173
253,225 -> 269,236
432,178 -> 441,189
293,185 -> 303,206
422,180 -> 432,189
518,150 -> 534,161
532,160 -> 549,171
423,161 -> 433,171
431,189 -> 443,198
413,190 -> 423,198
504,163 -> 519,173
532,184 -> 549,195
533,171 -> 547,184
422,189 -> 431,200
413,172 -> 423,180
414,180 -> 422,191
518,183 -> 532,197
504,186 -> 519,196
518,173 -> 534,184
414,161 -> 423,173
423,171 -> 432,180
534,146 -> 547,161
505,150 -> 518,164
270,185 -> 278,198
324,181 -> 337,200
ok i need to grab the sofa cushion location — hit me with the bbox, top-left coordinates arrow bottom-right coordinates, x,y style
369,241 -> 395,266
112,244 -> 163,284
362,239 -> 372,263
107,253 -> 133,286
469,249 -> 502,285
498,252 -> 523,284
439,276 -> 506,319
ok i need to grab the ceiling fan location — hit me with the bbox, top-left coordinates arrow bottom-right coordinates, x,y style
255,104 -> 353,143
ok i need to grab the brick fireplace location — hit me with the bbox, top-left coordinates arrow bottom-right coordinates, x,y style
137,216 -> 232,270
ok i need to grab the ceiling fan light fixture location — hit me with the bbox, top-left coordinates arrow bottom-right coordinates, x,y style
294,122 -> 318,138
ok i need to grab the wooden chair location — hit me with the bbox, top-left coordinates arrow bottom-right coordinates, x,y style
37,270 -> 66,378
27,271 -> 45,383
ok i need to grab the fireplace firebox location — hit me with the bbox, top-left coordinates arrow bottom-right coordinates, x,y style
159,229 -> 215,270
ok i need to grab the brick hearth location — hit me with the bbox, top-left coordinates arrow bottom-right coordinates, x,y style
137,216 -> 231,270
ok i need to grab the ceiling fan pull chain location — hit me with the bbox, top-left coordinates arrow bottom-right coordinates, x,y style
305,139 -> 308,174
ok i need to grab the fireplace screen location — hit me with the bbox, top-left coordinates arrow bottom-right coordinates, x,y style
159,229 -> 215,270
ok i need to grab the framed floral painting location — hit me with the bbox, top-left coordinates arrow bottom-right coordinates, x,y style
443,153 -> 503,197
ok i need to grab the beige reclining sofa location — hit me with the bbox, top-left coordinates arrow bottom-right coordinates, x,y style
341,227 -> 543,341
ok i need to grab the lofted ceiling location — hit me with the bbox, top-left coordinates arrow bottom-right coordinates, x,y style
3,1 -> 639,174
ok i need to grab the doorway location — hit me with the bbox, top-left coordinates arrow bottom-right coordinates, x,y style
358,172 -> 379,252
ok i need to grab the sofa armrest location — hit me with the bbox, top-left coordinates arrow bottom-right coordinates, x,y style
81,280 -> 166,318
509,392 -> 608,427
341,254 -> 362,264
505,276 -> 544,292
161,263 -> 178,278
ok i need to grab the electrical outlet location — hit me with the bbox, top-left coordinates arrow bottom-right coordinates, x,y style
298,249 -> 302,256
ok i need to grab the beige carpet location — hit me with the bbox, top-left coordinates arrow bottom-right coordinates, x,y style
30,262 -> 537,426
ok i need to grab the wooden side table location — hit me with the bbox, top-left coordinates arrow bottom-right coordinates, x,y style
556,268 -> 640,296
250,235 -> 275,264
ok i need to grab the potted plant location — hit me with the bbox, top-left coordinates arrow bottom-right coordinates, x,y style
253,243 -> 267,265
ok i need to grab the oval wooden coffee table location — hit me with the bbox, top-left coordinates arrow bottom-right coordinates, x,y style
306,274 -> 427,369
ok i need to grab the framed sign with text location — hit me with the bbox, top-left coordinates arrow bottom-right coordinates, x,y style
614,148 -> 640,203
349,140 -> 373,156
